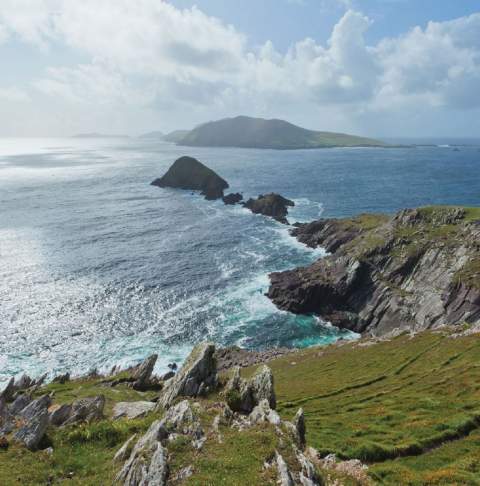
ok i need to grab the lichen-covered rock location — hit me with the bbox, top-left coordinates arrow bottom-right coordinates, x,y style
276,451 -> 294,486
48,403 -> 72,426
0,377 -> 15,401
9,394 -> 32,415
156,343 -> 217,409
225,364 -> 276,414
114,434 -> 137,463
249,399 -> 281,426
14,409 -> 48,450
294,408 -> 306,448
18,395 -> 51,422
52,372 -> 70,384
62,395 -> 105,425
151,156 -> 229,200
132,354 -> 157,390
116,420 -> 169,485
113,401 -> 155,420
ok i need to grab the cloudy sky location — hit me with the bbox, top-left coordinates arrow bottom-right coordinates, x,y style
1,0 -> 479,137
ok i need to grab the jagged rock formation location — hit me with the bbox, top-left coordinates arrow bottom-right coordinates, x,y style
222,192 -> 243,205
268,207 -> 480,336
151,156 -> 229,200
244,193 -> 295,224
156,342 -> 217,409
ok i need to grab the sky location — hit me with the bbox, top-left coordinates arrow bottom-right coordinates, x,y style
0,0 -> 479,137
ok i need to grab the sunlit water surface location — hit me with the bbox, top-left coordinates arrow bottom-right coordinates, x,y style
1,137 -> 479,384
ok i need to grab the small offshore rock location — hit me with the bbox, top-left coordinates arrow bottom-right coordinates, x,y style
222,192 -> 243,205
151,156 -> 229,200
244,193 -> 295,224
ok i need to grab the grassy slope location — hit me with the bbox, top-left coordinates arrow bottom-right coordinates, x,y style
2,328 -> 480,484
257,328 -> 480,485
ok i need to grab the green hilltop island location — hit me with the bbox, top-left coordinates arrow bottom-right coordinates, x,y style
1,206 -> 480,485
159,115 -> 389,150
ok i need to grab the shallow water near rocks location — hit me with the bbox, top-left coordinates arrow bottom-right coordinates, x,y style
1,137 -> 479,385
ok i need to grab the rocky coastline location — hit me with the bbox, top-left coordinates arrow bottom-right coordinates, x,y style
268,206 -> 480,336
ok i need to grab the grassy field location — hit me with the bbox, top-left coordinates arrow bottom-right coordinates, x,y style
263,328 -> 480,485
1,328 -> 480,485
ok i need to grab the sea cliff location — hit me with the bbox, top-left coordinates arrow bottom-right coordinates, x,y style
268,206 -> 480,336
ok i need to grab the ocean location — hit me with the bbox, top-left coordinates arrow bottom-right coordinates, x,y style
1,137 -> 479,385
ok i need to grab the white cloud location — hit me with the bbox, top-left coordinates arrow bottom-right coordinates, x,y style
0,86 -> 30,102
0,1 -> 479,135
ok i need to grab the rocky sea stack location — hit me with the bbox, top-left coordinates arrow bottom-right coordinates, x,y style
244,193 -> 295,224
151,156 -> 229,200
268,206 -> 480,336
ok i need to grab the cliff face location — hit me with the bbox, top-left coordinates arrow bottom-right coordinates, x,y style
268,207 -> 480,336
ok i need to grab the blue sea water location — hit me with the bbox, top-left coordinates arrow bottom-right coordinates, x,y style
1,137 -> 479,385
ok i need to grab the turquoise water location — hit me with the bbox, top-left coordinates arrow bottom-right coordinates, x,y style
1,137 -> 479,384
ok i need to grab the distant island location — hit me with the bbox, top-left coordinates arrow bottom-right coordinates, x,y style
160,116 -> 387,150
162,130 -> 190,143
72,133 -> 130,139
138,131 -> 164,139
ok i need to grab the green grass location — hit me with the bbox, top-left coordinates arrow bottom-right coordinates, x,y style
2,328 -> 480,484
248,329 -> 480,484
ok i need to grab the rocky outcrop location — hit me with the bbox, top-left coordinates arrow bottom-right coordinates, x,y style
244,193 -> 295,224
222,192 -> 243,205
131,354 -> 157,390
156,342 -> 217,409
215,346 -> 294,371
268,207 -> 480,336
224,364 -> 276,413
113,401 -> 156,420
151,156 -> 229,200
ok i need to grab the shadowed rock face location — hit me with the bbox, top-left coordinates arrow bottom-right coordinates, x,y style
222,193 -> 243,205
268,207 -> 480,336
244,193 -> 295,224
151,156 -> 229,200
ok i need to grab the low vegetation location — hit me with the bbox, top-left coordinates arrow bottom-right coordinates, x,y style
2,327 -> 480,484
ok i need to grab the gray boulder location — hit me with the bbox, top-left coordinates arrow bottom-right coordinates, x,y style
294,408 -> 306,448
225,364 -> 276,414
0,377 -> 15,402
10,394 -> 32,415
113,401 -> 156,420
162,400 -> 203,439
249,399 -> 281,426
62,395 -> 105,425
116,420 -> 169,485
19,395 -> 51,422
132,354 -> 157,390
156,343 -> 217,409
49,403 -> 73,426
114,434 -> 137,463
276,451 -> 294,486
14,409 -> 48,450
